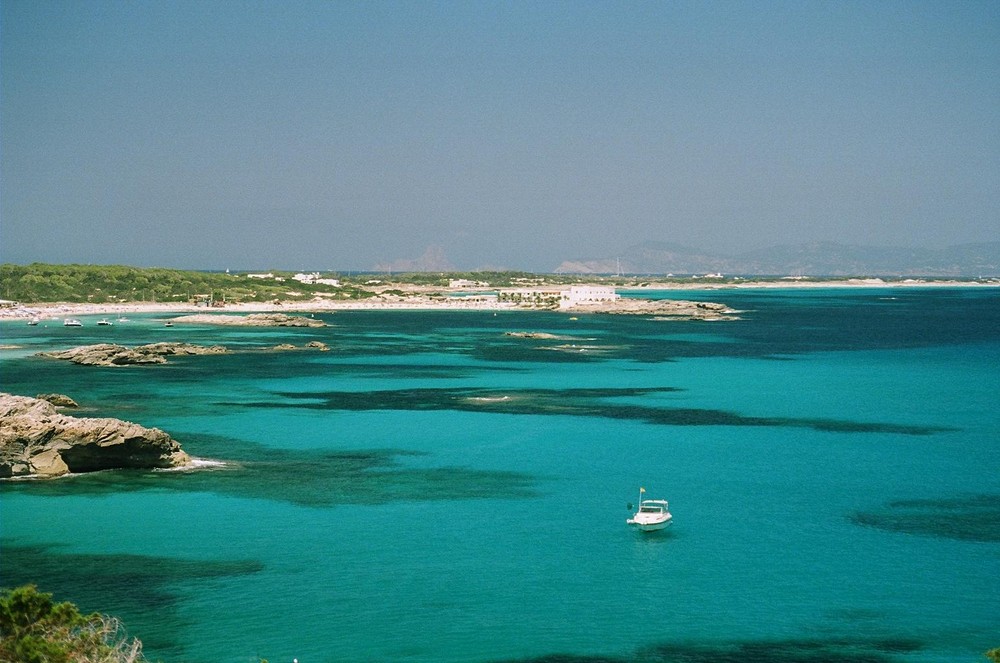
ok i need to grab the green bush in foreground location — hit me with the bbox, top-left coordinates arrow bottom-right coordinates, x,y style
0,585 -> 145,663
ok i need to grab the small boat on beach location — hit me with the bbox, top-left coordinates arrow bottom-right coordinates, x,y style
63,319 -> 83,327
627,488 -> 672,531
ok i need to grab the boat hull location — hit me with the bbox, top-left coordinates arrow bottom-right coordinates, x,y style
627,516 -> 672,531
631,519 -> 671,532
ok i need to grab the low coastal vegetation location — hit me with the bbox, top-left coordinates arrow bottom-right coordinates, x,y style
0,263 -> 594,304
1,263 -> 371,304
0,585 -> 145,663
6,262 -> 988,306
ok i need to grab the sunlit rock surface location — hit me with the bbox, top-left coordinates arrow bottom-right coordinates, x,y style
0,393 -> 190,478
38,342 -> 228,366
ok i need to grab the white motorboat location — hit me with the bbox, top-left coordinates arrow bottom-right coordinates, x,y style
27,318 -> 40,326
627,489 -> 672,531
63,319 -> 83,327
97,319 -> 113,326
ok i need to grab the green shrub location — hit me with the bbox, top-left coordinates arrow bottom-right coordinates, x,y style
0,585 -> 144,663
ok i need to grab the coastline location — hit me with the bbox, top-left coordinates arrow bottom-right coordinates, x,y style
1,278 -> 996,321
0,297 -> 516,320
627,277 -> 1000,290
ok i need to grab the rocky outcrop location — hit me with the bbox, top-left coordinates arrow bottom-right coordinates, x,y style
564,298 -> 740,320
170,313 -> 327,327
272,341 -> 331,352
0,393 -> 190,478
504,332 -> 573,340
38,342 -> 228,366
36,393 -> 79,407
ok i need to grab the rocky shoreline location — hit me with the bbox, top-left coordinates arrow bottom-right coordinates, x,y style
0,393 -> 191,478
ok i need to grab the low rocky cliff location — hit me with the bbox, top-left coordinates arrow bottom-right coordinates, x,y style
170,313 -> 327,327
38,342 -> 228,366
0,393 -> 190,478
564,298 -> 740,320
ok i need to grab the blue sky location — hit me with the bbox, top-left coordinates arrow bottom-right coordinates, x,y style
2,1 -> 998,271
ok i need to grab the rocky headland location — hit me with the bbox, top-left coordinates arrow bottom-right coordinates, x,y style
38,342 -> 228,366
169,312 -> 327,327
563,298 -> 740,320
0,393 -> 190,478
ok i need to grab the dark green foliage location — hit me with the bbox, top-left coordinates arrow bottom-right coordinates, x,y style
0,263 -> 659,303
0,263 -> 349,303
0,584 -> 144,663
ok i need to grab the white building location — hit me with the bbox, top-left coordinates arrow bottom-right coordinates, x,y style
294,273 -> 340,287
498,285 -> 619,309
560,285 -> 619,308
497,288 -> 565,306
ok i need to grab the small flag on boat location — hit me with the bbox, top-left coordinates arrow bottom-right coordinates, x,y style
640,487 -> 645,493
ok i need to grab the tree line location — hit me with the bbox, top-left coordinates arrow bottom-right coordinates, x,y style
0,263 -> 620,304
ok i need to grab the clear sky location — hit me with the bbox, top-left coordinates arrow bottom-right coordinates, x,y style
2,1 -> 998,271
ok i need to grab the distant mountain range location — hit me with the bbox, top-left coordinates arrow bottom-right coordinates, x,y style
553,241 -> 1000,277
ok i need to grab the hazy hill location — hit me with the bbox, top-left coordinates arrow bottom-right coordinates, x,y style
554,241 -> 1000,277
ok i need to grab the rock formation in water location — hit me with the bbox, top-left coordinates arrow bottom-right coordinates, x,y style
36,393 -> 79,407
272,341 -> 330,351
564,298 -> 740,320
170,313 -> 327,327
38,342 -> 228,366
0,393 -> 190,478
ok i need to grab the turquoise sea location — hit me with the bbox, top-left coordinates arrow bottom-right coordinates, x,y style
1,288 -> 998,663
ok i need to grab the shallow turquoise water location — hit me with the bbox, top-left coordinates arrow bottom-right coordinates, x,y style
2,289 -> 998,662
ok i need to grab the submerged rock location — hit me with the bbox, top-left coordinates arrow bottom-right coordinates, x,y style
504,332 -> 568,340
0,393 -> 190,478
38,342 -> 228,366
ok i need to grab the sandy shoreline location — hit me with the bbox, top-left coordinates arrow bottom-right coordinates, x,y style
0,297 -> 515,320
1,279 -> 996,320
